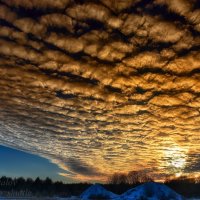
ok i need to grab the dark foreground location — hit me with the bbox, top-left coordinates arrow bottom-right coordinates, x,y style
0,176 -> 200,199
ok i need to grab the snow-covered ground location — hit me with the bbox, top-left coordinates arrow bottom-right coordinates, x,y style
0,183 -> 200,200
80,183 -> 118,200
0,198 -> 80,200
119,182 -> 184,200
79,182 -> 186,200
0,197 -> 200,200
187,199 -> 200,200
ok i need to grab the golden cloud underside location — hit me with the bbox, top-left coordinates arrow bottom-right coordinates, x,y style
0,0 -> 200,181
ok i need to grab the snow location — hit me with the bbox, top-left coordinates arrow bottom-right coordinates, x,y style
0,182 -> 195,200
80,182 -> 185,200
119,182 -> 185,200
55,197 -> 80,200
80,183 -> 119,200
187,199 -> 200,200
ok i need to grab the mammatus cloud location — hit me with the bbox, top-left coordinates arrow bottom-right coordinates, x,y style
0,0 -> 200,182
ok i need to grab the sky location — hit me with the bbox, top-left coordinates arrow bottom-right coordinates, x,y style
0,145 -> 69,182
0,0 -> 200,183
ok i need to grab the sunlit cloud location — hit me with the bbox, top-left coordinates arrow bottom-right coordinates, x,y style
0,0 -> 200,182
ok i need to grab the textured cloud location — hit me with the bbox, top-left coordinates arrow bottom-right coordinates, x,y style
0,0 -> 200,182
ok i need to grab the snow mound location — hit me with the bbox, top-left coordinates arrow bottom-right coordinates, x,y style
80,184 -> 118,200
119,182 -> 185,200
0,196 -> 5,200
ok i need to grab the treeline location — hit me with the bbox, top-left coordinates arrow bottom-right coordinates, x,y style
0,173 -> 200,198
0,176 -> 91,197
105,170 -> 153,194
106,171 -> 200,197
165,176 -> 200,198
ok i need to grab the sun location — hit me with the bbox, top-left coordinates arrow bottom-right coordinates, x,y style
163,145 -> 187,174
171,156 -> 186,169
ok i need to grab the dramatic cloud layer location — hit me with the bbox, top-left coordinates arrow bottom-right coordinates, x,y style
0,0 -> 200,182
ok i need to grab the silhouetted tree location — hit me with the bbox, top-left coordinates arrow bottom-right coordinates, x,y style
165,175 -> 200,197
0,175 -> 200,198
108,170 -> 153,185
127,171 -> 153,184
108,172 -> 127,184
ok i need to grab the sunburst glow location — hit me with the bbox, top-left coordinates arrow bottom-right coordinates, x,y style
163,145 -> 187,175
